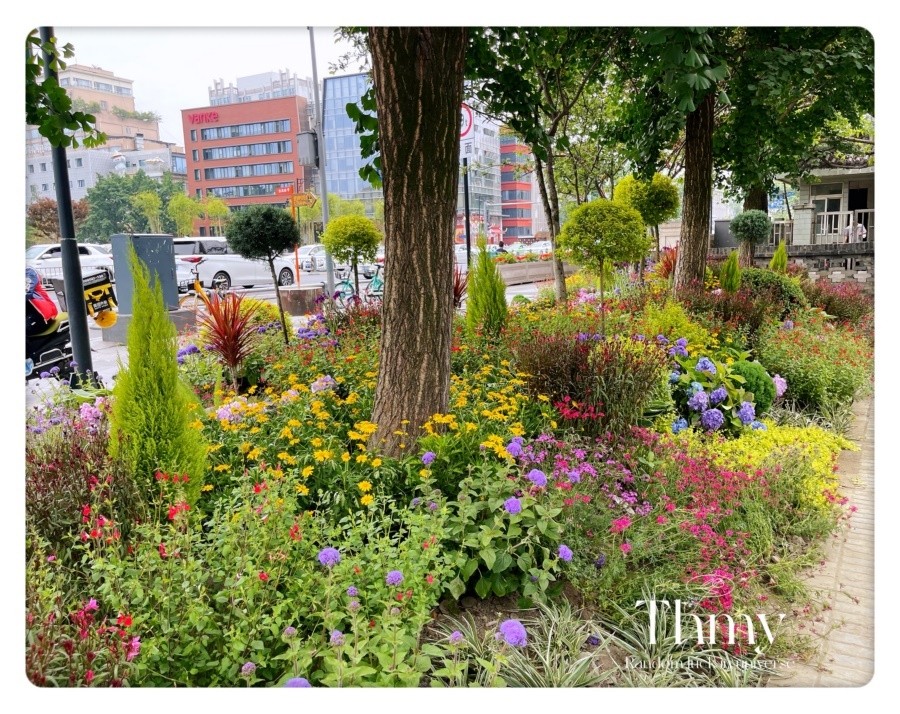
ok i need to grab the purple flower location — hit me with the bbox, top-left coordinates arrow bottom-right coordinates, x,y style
348,599 -> 360,611
386,570 -> 404,586
390,607 -> 400,616
498,619 -> 528,647
422,451 -> 436,466
567,469 -> 582,484
709,387 -> 727,405
285,677 -> 312,687
428,501 -> 438,511
503,497 -> 522,515
310,375 -> 337,393
526,469 -> 547,488
317,547 -> 341,569
668,337 -> 689,358
587,634 -> 602,647
781,319 -> 794,330
329,630 -> 345,646
737,401 -> 756,425
773,374 -> 787,399
558,544 -> 573,562
687,390 -> 709,412
594,554 -> 607,570
700,408 -> 725,431
411,498 -> 422,508
696,357 -> 717,375
283,626 -> 297,639
449,631 -> 464,645
506,440 -> 524,458
669,370 -> 681,384
241,661 -> 257,676
751,420 -> 767,431
347,586 -> 358,597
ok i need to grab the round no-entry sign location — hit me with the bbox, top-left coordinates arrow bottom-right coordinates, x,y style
460,104 -> 474,138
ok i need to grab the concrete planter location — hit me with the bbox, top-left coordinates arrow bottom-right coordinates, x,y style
280,286 -> 326,316
496,261 -> 577,286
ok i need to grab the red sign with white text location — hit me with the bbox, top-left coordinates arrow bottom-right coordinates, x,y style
188,112 -> 219,124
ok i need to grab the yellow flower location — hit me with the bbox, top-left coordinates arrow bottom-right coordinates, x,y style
247,447 -> 262,460
311,437 -> 324,448
214,464 -> 229,472
419,468 -> 432,480
537,394 -> 550,402
279,426 -> 294,439
355,421 -> 378,436
342,452 -> 351,463
189,419 -> 204,430
248,385 -> 258,395
370,458 -> 383,469
295,483 -> 310,496
356,454 -> 369,464
360,494 -> 374,506
201,484 -> 214,492
239,442 -> 251,454
358,480 -> 373,492
302,466 -> 314,478
314,449 -> 333,463
249,427 -> 261,434
288,419 -> 302,428
277,452 -> 297,465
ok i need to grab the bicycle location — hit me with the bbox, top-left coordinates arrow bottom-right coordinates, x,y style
333,268 -> 358,309
364,263 -> 385,305
178,259 -> 229,314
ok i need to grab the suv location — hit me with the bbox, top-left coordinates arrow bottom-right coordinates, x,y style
172,237 -> 296,289
26,243 -> 116,284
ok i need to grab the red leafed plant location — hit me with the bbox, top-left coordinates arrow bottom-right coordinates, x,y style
656,247 -> 678,279
197,293 -> 261,391
452,265 -> 469,309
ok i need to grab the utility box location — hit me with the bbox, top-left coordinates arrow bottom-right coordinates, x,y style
110,234 -> 179,311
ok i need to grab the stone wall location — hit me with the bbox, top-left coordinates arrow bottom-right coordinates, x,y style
707,242 -> 874,292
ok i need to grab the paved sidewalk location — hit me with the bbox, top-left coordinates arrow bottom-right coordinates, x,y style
771,397 -> 874,687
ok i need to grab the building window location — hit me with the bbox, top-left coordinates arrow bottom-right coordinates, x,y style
76,158 -> 83,168
196,189 -> 202,198
78,179 -> 85,188
190,129 -> 197,142
192,149 -> 199,161
101,101 -> 108,111
126,127 -> 132,135
60,78 -> 70,87
42,184 -> 48,191
67,159 -> 71,168
40,162 -> 47,172
194,169 -> 200,180
28,164 -> 34,174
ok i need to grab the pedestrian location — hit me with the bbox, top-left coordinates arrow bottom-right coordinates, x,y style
855,222 -> 868,242
496,240 -> 508,254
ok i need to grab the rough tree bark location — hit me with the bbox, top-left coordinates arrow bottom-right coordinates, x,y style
738,187 -> 768,267
673,92 -> 715,292
534,154 -> 568,302
369,27 -> 466,456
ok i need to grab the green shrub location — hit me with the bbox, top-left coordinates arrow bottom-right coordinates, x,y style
800,278 -> 873,325
740,267 -> 808,318
466,239 -> 507,338
730,360 -> 776,415
730,210 -> 772,246
719,251 -> 742,294
769,242 -> 788,273
638,300 -> 713,353
108,245 -> 207,505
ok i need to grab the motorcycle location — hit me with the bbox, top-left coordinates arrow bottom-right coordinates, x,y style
26,266 -> 73,382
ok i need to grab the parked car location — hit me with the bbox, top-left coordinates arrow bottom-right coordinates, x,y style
26,243 -> 117,284
172,237 -> 296,288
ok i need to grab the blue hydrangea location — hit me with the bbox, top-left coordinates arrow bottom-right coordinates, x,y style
687,390 -> 709,412
737,401 -> 756,425
657,335 -> 670,345
710,386 -> 728,405
690,381 -> 704,393
700,408 -> 725,431
668,337 -> 689,358
669,371 -> 681,384
751,420 -> 767,431
695,357 -> 717,375
672,417 -> 689,434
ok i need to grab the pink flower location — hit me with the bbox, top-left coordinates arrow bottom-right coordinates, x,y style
610,516 -> 632,534
126,636 -> 141,661
656,516 -> 668,525
259,571 -> 270,582
620,542 -> 632,555
665,502 -> 676,512
85,598 -> 99,612
85,670 -> 95,684
47,555 -> 56,562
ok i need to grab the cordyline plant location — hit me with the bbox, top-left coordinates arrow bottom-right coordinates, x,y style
197,292 -> 261,392
452,265 -> 468,309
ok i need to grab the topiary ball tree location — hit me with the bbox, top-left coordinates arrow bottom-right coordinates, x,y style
321,214 -> 382,297
730,209 -> 773,269
558,198 -> 650,335
226,204 -> 300,344
615,173 -> 680,259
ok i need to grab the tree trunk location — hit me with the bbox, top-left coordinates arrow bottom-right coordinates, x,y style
368,28 -> 465,457
737,239 -> 756,268
673,92 -> 715,292
534,155 -> 568,303
743,186 -> 768,212
268,258 -> 290,344
653,224 -> 661,260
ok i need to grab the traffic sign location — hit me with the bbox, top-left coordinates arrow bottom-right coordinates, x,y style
291,192 -> 318,208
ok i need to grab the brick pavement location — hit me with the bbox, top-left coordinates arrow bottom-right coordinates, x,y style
770,397 -> 874,687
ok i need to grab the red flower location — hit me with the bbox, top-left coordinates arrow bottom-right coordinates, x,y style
167,505 -> 178,520
289,524 -> 302,541
116,613 -> 133,628
425,574 -> 434,585
85,670 -> 95,684
353,565 -> 362,575
158,543 -> 168,559
253,482 -> 266,494
259,571 -> 269,582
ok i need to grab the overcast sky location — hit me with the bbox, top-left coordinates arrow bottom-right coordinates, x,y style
56,27 -> 362,146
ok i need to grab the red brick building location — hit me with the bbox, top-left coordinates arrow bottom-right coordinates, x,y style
500,132 -> 534,241
181,96 -> 310,236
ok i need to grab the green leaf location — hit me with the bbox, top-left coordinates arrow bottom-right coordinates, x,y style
447,577 -> 467,600
474,576 -> 492,599
492,552 -> 513,573
480,548 -> 496,570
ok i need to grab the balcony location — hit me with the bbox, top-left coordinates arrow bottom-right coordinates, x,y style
813,209 -> 874,245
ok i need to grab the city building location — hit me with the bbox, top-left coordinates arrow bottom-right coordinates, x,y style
458,105 -> 502,244
181,95 -> 311,235
26,64 -> 184,205
322,73 -> 383,215
498,130 -> 550,243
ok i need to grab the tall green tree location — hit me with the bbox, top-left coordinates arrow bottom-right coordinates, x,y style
131,191 -> 162,233
201,195 -> 231,236
367,27 -> 467,457
167,194 -> 203,237
226,205 -> 300,345
614,173 -> 680,258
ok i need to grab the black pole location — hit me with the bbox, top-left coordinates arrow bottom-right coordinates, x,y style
463,157 -> 472,267
40,26 -> 94,383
